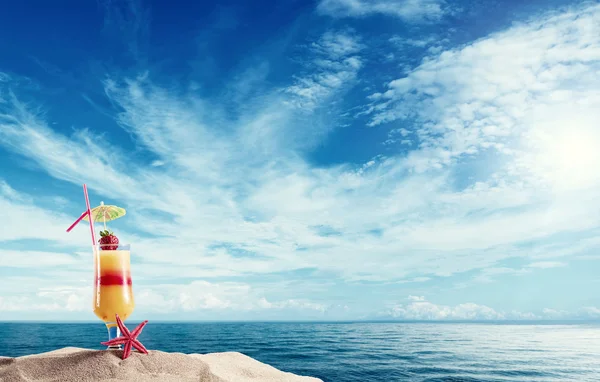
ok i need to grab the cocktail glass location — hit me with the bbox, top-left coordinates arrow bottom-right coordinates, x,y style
93,243 -> 135,349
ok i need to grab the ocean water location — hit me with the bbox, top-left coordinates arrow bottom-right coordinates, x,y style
1,322 -> 600,381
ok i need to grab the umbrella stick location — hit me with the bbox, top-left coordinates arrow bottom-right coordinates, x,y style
101,201 -> 107,231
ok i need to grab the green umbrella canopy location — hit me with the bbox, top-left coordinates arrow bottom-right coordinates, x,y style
83,201 -> 126,230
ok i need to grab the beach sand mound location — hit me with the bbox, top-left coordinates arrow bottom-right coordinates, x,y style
0,347 -> 322,382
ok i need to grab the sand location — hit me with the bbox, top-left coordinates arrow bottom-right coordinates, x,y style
0,347 -> 322,382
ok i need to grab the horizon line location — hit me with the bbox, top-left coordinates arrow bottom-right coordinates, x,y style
1,319 -> 599,324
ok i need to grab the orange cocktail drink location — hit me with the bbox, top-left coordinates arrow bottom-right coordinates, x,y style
93,243 -> 135,348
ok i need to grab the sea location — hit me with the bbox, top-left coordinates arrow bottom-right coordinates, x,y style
1,322 -> 600,382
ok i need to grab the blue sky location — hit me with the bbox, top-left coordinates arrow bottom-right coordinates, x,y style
1,0 -> 599,321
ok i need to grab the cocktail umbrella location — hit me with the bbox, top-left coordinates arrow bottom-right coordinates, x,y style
83,201 -> 127,231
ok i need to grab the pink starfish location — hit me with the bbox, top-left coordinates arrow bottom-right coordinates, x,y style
101,314 -> 149,360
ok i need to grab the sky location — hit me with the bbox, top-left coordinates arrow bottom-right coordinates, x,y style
0,0 -> 599,321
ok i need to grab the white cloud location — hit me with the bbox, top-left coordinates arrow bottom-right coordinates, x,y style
0,180 -> 23,201
0,250 -> 83,267
1,4 -> 600,318
0,96 -> 147,205
271,299 -> 327,312
471,267 -> 530,284
312,31 -> 363,58
383,297 -> 600,321
528,261 -> 567,269
0,282 -> 88,313
389,35 -> 438,48
466,261 -> 567,286
368,4 -> 600,189
541,308 -> 570,319
579,306 -> 600,318
36,286 -> 89,312
0,296 -> 62,313
284,31 -> 363,111
317,0 -> 448,21
0,183 -> 89,245
385,297 -> 506,320
0,279 -> 327,319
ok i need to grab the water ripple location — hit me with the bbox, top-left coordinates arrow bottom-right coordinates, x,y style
2,322 -> 600,381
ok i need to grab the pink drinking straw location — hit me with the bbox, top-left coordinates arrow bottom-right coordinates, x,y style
66,184 -> 96,245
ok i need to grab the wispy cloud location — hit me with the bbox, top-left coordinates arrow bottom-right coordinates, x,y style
1,3 -> 600,319
99,0 -> 150,62
470,267 -> 530,284
283,31 -> 363,111
0,180 -> 86,244
528,261 -> 567,269
367,3 -> 600,184
317,0 -> 449,21
468,261 -> 567,285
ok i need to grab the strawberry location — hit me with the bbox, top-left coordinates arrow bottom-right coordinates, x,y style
98,230 -> 119,250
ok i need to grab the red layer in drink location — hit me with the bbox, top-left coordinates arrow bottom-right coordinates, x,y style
96,272 -> 132,286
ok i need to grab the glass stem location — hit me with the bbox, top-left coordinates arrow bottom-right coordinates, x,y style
105,322 -> 122,349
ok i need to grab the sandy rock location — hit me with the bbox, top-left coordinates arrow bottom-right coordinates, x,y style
0,347 -> 322,382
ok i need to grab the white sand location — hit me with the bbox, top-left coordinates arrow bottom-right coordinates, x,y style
0,347 -> 322,382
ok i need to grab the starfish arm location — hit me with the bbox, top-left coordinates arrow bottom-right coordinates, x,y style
122,341 -> 132,360
130,320 -> 148,338
101,336 -> 128,346
131,339 -> 148,354
115,314 -> 132,338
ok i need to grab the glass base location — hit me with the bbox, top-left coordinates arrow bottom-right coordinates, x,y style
106,323 -> 122,350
